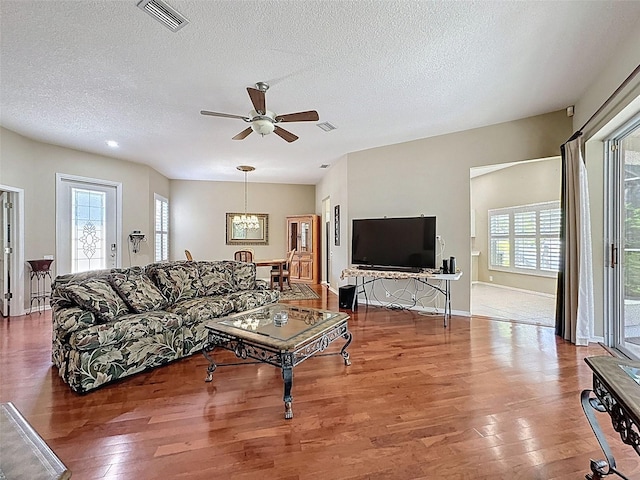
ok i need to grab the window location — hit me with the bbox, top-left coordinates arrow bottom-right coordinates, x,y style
154,194 -> 169,262
488,201 -> 560,277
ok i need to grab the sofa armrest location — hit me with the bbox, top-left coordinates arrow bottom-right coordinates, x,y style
255,279 -> 270,290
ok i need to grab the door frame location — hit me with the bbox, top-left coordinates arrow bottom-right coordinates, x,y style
321,196 -> 331,286
0,184 -> 25,317
55,173 -> 123,274
604,113 -> 640,359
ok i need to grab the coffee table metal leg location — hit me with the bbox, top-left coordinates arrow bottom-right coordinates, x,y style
282,365 -> 293,419
280,352 -> 294,419
202,343 -> 218,382
341,331 -> 352,366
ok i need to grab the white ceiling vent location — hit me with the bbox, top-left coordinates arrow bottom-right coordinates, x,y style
317,122 -> 336,132
137,0 -> 189,32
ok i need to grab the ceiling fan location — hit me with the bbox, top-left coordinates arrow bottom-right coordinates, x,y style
200,82 -> 319,143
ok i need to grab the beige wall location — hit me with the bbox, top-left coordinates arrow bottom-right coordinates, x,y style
471,158 -> 561,294
0,126 -> 169,312
170,180 -> 315,277
315,155 -> 349,291
318,110 -> 572,314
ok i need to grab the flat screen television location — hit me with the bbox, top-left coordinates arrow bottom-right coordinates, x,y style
351,216 -> 437,271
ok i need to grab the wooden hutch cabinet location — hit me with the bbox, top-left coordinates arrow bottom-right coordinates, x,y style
286,214 -> 320,284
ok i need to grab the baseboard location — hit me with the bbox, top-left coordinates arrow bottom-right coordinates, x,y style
474,281 -> 556,298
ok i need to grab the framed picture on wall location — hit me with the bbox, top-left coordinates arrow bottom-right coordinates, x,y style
334,205 -> 340,246
225,213 -> 269,245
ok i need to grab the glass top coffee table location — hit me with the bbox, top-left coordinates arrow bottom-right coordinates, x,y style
202,303 -> 352,419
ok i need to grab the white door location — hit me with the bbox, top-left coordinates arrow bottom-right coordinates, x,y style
56,175 -> 121,274
1,191 -> 9,317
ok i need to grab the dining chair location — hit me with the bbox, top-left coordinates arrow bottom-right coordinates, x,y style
270,249 -> 296,290
184,249 -> 193,261
234,250 -> 254,262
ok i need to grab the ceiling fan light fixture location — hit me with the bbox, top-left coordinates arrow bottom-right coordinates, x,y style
251,119 -> 275,136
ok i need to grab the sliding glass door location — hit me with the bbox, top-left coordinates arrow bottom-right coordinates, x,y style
607,115 -> 640,359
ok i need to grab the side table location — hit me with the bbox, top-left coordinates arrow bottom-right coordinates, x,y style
582,355 -> 640,479
27,259 -> 54,314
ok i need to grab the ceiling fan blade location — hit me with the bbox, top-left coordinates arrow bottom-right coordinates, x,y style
273,126 -> 299,143
201,110 -> 249,121
247,87 -> 266,115
275,110 -> 319,123
232,127 -> 253,140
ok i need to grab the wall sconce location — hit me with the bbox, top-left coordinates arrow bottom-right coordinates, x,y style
129,230 -> 146,253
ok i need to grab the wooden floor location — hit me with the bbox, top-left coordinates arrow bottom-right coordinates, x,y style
2,285 -> 639,480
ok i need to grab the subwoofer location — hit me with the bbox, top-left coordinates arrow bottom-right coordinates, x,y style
339,285 -> 358,311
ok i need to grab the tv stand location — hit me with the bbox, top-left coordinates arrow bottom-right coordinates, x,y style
341,267 -> 463,327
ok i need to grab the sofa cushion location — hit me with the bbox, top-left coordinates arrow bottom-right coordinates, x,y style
110,267 -> 167,313
146,261 -> 203,304
59,277 -> 130,324
232,262 -> 257,291
68,311 -> 182,351
166,296 -> 234,326
197,261 -> 235,296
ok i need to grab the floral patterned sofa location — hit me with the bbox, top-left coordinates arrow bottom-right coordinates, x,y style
50,260 -> 279,393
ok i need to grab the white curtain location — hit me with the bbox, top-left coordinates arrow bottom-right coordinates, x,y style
556,136 -> 594,345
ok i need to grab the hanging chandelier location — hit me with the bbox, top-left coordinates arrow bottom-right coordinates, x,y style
233,165 -> 260,229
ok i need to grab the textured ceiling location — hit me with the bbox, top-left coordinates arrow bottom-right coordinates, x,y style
2,1 -> 640,184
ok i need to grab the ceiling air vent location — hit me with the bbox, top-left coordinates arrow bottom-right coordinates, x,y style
137,0 -> 189,32
317,122 -> 337,132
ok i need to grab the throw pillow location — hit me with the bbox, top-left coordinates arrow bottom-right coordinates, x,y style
146,261 -> 203,304
61,277 -> 130,323
198,261 -> 235,296
109,267 -> 167,313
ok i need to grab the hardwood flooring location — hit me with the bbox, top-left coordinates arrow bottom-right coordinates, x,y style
1,285 -> 639,479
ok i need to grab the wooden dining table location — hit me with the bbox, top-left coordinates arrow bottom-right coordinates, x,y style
254,258 -> 287,291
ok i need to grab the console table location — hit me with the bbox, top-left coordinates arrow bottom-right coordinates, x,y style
340,268 -> 462,327
581,355 -> 640,480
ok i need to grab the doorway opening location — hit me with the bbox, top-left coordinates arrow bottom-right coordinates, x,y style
470,158 -> 560,327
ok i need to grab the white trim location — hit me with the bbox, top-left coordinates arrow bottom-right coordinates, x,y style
55,173 -> 123,272
0,184 -> 25,316
473,281 -> 556,298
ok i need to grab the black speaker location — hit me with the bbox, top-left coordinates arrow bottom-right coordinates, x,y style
339,285 -> 358,311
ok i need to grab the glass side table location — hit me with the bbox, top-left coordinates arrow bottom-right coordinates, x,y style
27,259 -> 54,314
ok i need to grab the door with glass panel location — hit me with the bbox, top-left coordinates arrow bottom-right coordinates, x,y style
608,116 -> 640,360
56,175 -> 120,275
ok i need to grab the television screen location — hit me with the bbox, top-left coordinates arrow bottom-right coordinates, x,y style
351,216 -> 437,270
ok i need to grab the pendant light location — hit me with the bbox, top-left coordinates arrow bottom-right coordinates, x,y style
233,165 -> 260,229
